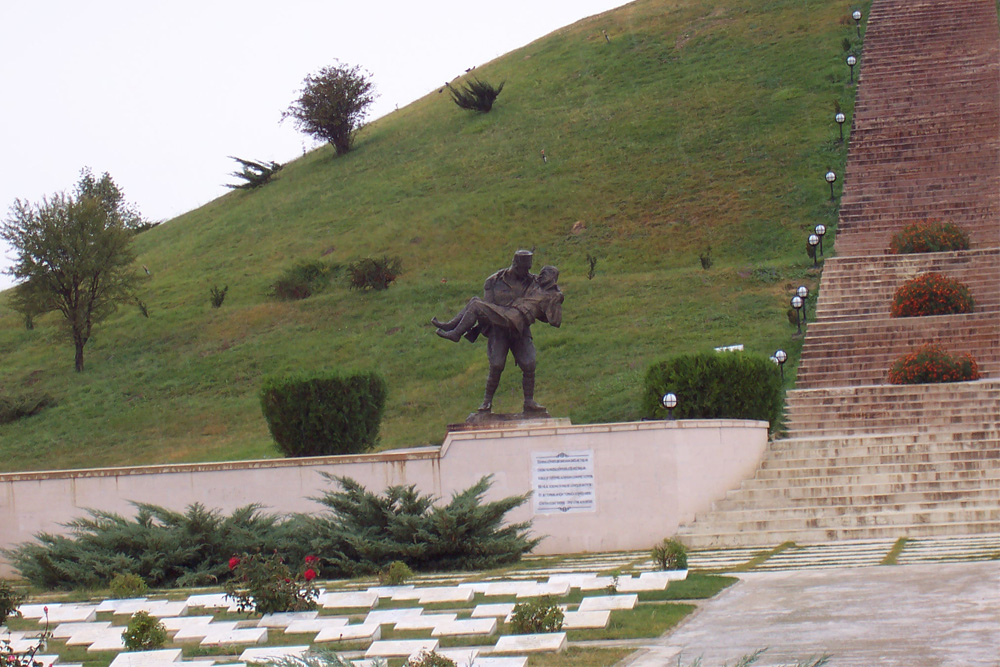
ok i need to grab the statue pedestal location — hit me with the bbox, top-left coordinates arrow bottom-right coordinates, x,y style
447,411 -> 570,433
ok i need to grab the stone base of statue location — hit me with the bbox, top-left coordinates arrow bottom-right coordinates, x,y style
447,410 -> 569,433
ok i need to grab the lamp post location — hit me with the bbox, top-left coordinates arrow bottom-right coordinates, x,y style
814,224 -> 827,255
661,392 -> 678,420
796,285 -> 810,322
791,295 -> 804,335
835,112 -> 846,142
853,10 -> 863,39
808,234 -> 821,266
847,55 -> 857,85
825,169 -> 837,201
774,349 -> 787,381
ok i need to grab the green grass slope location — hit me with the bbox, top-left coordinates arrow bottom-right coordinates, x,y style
0,0 -> 864,472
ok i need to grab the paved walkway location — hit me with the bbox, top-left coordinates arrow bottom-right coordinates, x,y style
621,561 -> 1000,667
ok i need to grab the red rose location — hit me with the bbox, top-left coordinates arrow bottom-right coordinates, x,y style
304,568 -> 317,582
305,555 -> 319,564
228,556 -> 241,570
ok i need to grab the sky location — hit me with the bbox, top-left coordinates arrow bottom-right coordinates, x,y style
0,0 -> 629,291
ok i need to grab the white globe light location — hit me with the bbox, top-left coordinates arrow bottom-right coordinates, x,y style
826,171 -> 837,183
809,234 -> 820,246
662,393 -> 678,409
775,349 -> 787,363
797,285 -> 809,298
847,55 -> 857,66
791,295 -> 803,309
815,224 -> 826,236
853,10 -> 862,20
836,112 -> 846,124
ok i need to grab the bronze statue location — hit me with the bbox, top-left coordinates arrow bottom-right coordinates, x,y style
432,250 -> 563,413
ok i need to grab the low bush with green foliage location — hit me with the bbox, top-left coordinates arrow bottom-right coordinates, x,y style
651,537 -> 688,571
890,272 -> 974,317
259,371 -> 388,457
7,476 -> 536,589
265,648 -> 370,667
122,611 -> 167,651
407,651 -> 455,667
209,285 -> 228,308
378,560 -> 413,586
224,552 -> 319,615
0,580 -> 25,626
109,572 -> 148,598
509,596 -> 564,634
226,157 -> 282,190
0,391 -> 55,425
888,344 -> 980,385
270,260 -> 334,300
889,221 -> 970,254
346,256 -> 401,291
446,78 -> 505,113
643,352 -> 783,426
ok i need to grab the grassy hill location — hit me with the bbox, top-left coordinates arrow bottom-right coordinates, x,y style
0,0 -> 864,472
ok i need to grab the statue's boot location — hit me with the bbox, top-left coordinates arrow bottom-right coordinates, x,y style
431,315 -> 460,331
522,370 -> 546,413
479,367 -> 502,412
435,310 -> 476,342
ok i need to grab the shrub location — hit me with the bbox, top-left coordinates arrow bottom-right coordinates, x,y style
0,392 -> 55,425
446,78 -> 505,113
0,580 -> 26,626
282,62 -> 377,155
259,371 -> 388,457
271,261 -> 333,301
108,572 -> 148,598
307,475 -> 538,576
509,596 -> 564,634
888,344 -> 980,384
224,552 -> 319,616
643,352 -> 783,426
378,560 -> 413,586
407,651 -> 455,667
264,648 -> 368,667
347,256 -> 401,291
210,285 -> 228,308
122,611 -> 167,651
651,538 -> 688,571
699,245 -> 713,270
889,221 -> 970,254
226,157 -> 282,190
890,273 -> 974,317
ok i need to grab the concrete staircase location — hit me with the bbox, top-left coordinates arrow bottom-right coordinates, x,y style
678,0 -> 1000,548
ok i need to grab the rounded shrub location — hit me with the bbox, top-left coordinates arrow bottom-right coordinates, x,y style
260,371 -> 388,457
651,537 -> 688,571
0,580 -> 26,626
122,611 -> 167,651
643,352 -> 783,426
109,572 -> 148,599
890,272 -> 974,317
888,344 -> 980,384
509,596 -> 564,634
889,221 -> 970,254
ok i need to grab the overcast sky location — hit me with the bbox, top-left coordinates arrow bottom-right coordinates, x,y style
0,1 -> 628,291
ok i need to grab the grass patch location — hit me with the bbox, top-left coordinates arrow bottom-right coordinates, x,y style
730,541 -> 797,572
567,603 -> 696,641
638,573 -> 738,601
880,537 -> 909,566
528,648 -> 634,666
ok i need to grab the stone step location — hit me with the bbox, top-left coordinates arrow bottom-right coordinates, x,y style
699,498 -> 1000,524
723,480 -> 1000,505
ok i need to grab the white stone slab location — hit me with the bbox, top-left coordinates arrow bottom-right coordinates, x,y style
31,604 -> 99,623
514,582 -> 570,598
67,626 -> 124,647
363,608 -> 424,626
3,639 -> 42,652
457,582 -> 491,594
577,594 -> 637,611
365,585 -> 414,597
96,598 -> 150,613
256,612 -> 319,628
200,627 -> 268,647
483,582 -> 538,597
86,632 -> 127,652
184,593 -> 231,609
561,610 -> 611,629
161,616 -> 215,632
53,621 -> 112,639
616,575 -> 667,593
437,648 -> 480,666
17,603 -> 58,618
109,601 -> 189,618
173,621 -> 238,643
313,624 -> 381,644
32,656 -> 61,666
431,618 -> 497,637
492,633 -> 567,654
317,591 -> 378,610
239,646 -> 310,663
364,639 -> 439,658
470,658 -> 528,667
109,649 -> 183,667
546,573 -> 601,587
392,614 -> 457,631
416,587 -> 474,604
284,617 -> 350,634
471,603 -> 515,619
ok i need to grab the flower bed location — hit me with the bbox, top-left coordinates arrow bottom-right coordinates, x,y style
889,221 -> 970,254
890,272 -> 975,317
888,344 -> 980,384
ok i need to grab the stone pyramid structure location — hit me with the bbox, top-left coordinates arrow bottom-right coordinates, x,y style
679,0 -> 1000,547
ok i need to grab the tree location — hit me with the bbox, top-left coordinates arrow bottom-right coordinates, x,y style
225,156 -> 282,190
1,171 -> 142,372
282,62 -> 377,155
